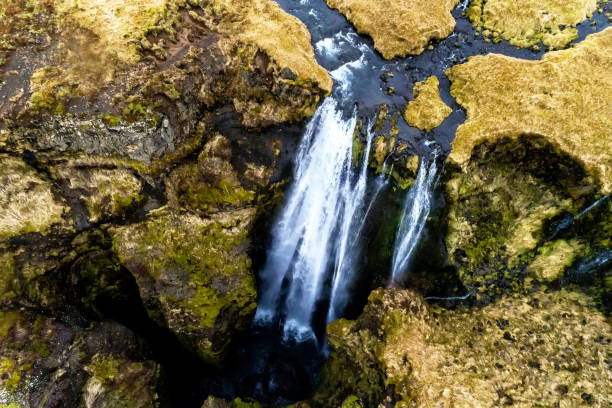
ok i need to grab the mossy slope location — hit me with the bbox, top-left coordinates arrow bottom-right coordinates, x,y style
447,28 -> 612,193
312,287 -> 611,407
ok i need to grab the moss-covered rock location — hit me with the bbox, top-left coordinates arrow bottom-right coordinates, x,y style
166,134 -> 255,215
83,353 -> 159,408
112,208 -> 257,366
0,154 -> 78,309
444,30 -> 611,303
0,309 -> 160,407
402,76 -> 452,132
447,28 -> 612,193
467,0 -> 596,49
201,396 -> 263,408
0,154 -> 70,240
2,0 -> 330,164
311,287 -> 611,407
326,0 -> 460,58
443,134 -> 611,302
53,165 -> 143,223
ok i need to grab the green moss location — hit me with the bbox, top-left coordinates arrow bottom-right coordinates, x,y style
100,115 -> 122,126
444,136 -> 597,301
87,354 -> 122,385
0,253 -> 17,303
229,398 -> 262,408
352,135 -> 364,167
84,353 -> 159,408
374,104 -> 388,131
167,135 -> 255,214
112,209 -> 257,365
340,395 -> 363,408
529,239 -> 583,281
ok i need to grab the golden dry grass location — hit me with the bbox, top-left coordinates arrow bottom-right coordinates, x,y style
403,76 -> 452,131
447,28 -> 612,192
326,0 -> 460,58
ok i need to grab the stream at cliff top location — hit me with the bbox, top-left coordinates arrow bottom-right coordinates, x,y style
207,0 -> 611,404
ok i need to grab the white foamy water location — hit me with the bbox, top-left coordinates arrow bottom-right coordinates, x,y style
326,133 -> 391,323
390,151 -> 440,283
254,38 -> 382,340
255,95 -> 380,341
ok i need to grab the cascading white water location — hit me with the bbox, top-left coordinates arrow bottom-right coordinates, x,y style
390,151 -> 440,284
254,44 -> 385,340
326,150 -> 391,323
254,94 -> 383,340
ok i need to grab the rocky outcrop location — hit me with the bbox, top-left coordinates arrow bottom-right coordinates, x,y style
112,208 -> 257,366
467,0 -> 597,49
402,76 -> 452,132
311,287 -> 611,407
0,309 -> 160,408
443,134 -> 610,303
326,0 -> 460,59
443,29 -> 611,305
1,0 -> 331,162
447,28 -> 612,193
0,0 -> 326,403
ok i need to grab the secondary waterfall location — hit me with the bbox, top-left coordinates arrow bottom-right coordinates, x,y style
390,151 -> 440,283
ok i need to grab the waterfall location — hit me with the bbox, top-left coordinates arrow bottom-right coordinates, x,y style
254,93 -> 382,341
390,151 -> 440,284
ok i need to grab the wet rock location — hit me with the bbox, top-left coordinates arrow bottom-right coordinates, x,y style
402,76 -> 452,132
310,288 -> 611,407
326,0 -> 460,58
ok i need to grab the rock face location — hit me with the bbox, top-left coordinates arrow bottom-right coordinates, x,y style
443,134 -> 610,305
443,30 -> 611,306
447,28 -> 612,193
112,208 -> 258,366
325,0 -> 460,59
312,287 -> 611,407
467,0 -> 596,49
0,0 -> 328,404
1,0 -> 331,161
402,76 -> 452,131
0,310 -> 160,408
